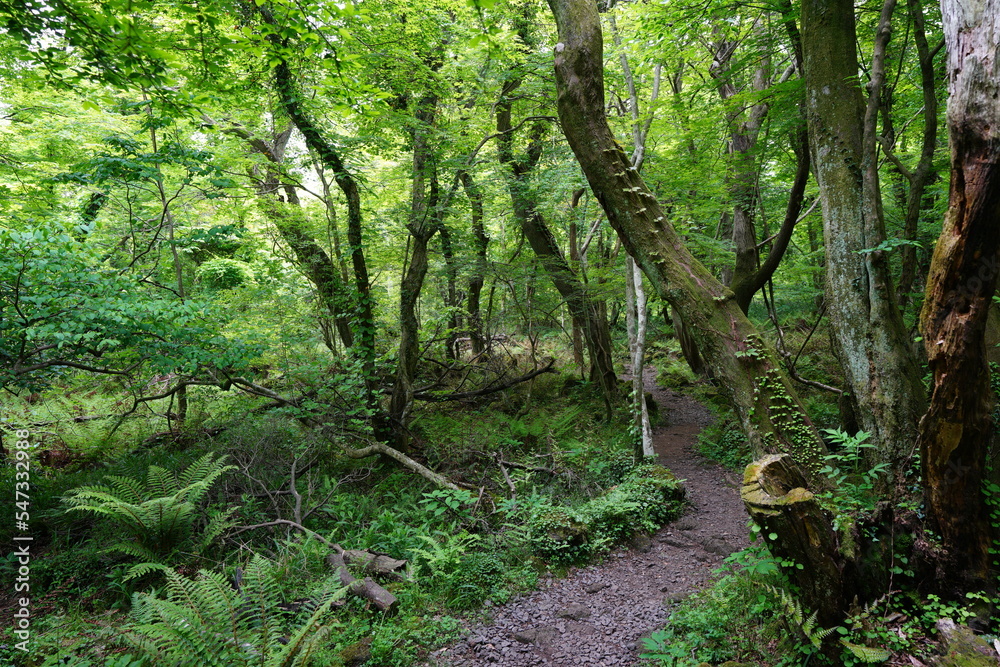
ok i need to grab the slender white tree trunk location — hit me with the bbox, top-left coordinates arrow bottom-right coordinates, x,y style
627,255 -> 654,457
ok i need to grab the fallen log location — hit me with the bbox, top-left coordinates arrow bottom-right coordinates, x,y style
327,548 -> 398,614
342,549 -> 408,582
229,519 -> 402,613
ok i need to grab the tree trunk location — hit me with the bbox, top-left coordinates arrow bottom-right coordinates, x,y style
710,26 -> 769,312
271,56 -> 377,390
800,0 -> 926,474
610,21 -> 657,455
568,210 -> 587,376
220,118 -> 359,353
461,172 -> 489,358
916,0 -> 1000,591
389,94 -> 442,447
670,307 -> 706,377
626,256 -> 654,457
496,83 -> 618,407
742,454 -> 848,628
726,4 -> 812,315
545,0 -> 828,481
439,222 -> 461,360
896,0 -> 942,309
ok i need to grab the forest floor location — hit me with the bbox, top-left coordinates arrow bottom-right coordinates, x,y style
429,380 -> 751,666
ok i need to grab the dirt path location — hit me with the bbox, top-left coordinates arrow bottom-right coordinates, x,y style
429,383 -> 749,666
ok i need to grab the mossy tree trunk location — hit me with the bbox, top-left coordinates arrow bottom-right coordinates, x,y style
222,122 -> 356,352
545,0 -> 828,482
271,51 -> 377,397
389,93 -> 443,447
742,455 -> 848,627
800,0 -> 926,475
895,0 -> 942,309
460,172 -> 489,358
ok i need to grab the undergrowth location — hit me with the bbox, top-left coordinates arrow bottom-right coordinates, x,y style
1,370 -> 674,666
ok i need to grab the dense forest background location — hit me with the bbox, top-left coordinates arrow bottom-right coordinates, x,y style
1,0 -> 998,664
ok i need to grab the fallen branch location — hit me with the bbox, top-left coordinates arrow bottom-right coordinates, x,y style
327,550 -> 399,614
497,459 -> 559,475
496,455 -> 517,497
413,359 -> 556,402
228,377 -> 463,491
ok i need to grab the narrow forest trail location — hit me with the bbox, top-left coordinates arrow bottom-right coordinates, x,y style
430,381 -> 750,666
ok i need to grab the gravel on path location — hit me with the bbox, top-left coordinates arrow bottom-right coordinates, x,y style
428,381 -> 750,667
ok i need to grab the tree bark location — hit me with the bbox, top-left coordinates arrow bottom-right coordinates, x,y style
545,0 -> 828,481
709,25 -> 768,311
389,94 -> 442,446
496,82 -> 618,407
460,172 -> 489,358
439,222 -> 461,360
626,256 -> 654,457
916,0 -> 1000,591
742,454 -> 848,627
610,18 -> 656,456
726,4 -> 812,314
800,0 -> 926,473
223,121 -> 356,351
271,55 -> 377,388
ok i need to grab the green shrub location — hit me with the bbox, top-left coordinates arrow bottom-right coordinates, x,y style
196,257 -> 255,289
695,420 -> 751,470
657,362 -> 698,388
527,465 -> 685,563
584,464 -> 686,545
450,551 -> 508,609
527,506 -> 592,564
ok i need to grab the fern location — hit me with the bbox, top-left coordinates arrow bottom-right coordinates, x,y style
840,639 -> 891,663
767,585 -> 837,649
64,453 -> 236,570
411,532 -> 481,581
127,555 -> 343,667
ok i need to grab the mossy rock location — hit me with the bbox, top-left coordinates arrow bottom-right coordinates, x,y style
340,637 -> 372,666
624,464 -> 686,522
931,618 -> 998,667
529,465 -> 685,564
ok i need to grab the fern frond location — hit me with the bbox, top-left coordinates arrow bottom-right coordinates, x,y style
274,582 -> 345,667
65,453 -> 233,562
127,555 -> 336,667
109,541 -> 162,563
198,506 -> 238,552
123,561 -> 171,581
178,452 -> 221,488
236,554 -> 284,661
147,465 -> 179,498
840,639 -> 891,663
108,474 -> 150,503
176,454 -> 234,505
767,584 -> 836,649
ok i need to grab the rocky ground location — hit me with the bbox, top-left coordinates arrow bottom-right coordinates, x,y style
428,381 -> 750,666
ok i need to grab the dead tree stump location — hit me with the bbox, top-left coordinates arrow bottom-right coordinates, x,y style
741,454 -> 847,627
